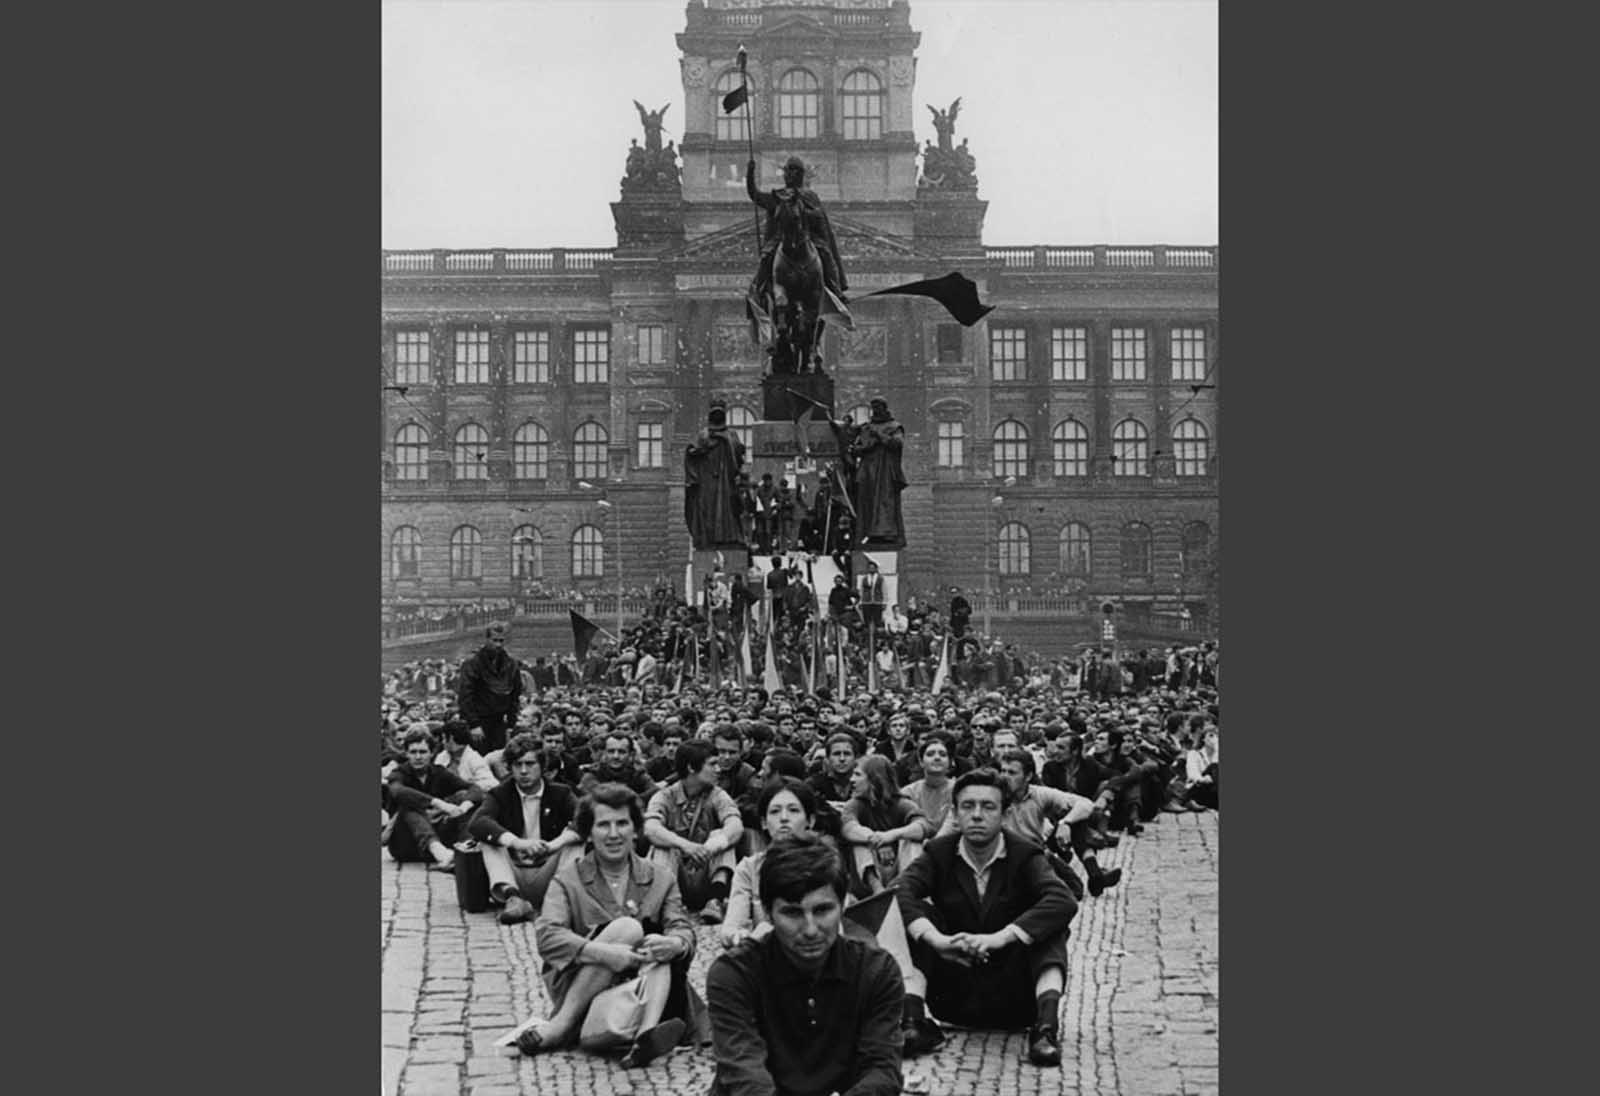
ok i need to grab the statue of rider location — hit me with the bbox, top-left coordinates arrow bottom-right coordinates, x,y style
745,156 -> 849,317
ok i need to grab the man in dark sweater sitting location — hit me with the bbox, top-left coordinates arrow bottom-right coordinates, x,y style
706,835 -> 904,1096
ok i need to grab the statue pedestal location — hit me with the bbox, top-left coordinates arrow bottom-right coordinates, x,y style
762,371 -> 834,422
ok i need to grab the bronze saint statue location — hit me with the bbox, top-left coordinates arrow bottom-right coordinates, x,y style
847,397 -> 907,549
683,398 -> 747,550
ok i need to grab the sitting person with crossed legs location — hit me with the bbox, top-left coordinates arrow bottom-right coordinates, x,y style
467,732 -> 584,925
895,768 -> 1078,1067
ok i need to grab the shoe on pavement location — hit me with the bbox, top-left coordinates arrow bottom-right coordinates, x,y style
1027,1026 -> 1062,1066
620,1018 -> 686,1068
699,898 -> 726,925
430,854 -> 456,873
515,1024 -> 549,1055
1124,822 -> 1144,836
498,896 -> 535,925
1088,868 -> 1122,897
901,1017 -> 946,1057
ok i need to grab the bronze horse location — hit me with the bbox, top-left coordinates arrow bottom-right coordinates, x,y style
767,191 -> 852,374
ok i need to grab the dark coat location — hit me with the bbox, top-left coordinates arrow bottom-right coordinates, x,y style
467,778 -> 579,844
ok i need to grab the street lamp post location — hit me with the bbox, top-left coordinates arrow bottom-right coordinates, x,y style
580,480 -> 622,636
982,475 -> 1016,638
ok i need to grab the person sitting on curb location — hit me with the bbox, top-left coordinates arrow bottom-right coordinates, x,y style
467,733 -> 584,924
706,834 -> 905,1096
523,783 -> 706,1067
643,740 -> 745,925
384,726 -> 484,872
895,769 -> 1078,1067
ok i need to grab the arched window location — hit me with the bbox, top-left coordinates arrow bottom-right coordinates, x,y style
998,522 -> 1031,576
511,525 -> 543,581
512,421 -> 549,480
1182,522 -> 1211,577
728,405 -> 757,453
394,423 -> 429,481
839,70 -> 883,140
713,71 -> 754,142
573,422 -> 609,481
1052,419 -> 1088,477
572,524 -> 605,579
453,423 -> 489,480
1120,522 -> 1152,579
992,420 -> 1029,480
390,526 -> 421,579
450,525 -> 483,580
1112,419 -> 1148,477
777,69 -> 821,139
1059,522 -> 1091,577
1173,418 -> 1211,477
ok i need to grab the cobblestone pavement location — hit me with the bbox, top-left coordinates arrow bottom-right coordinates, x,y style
381,810 -> 1218,1096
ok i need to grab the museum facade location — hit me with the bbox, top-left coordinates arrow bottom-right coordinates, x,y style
380,0 -> 1219,633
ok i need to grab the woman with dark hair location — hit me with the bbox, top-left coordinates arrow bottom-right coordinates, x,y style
841,753 -> 933,894
719,777 -> 819,949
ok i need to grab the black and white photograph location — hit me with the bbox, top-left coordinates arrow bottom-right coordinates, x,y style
381,1 -> 1218,1094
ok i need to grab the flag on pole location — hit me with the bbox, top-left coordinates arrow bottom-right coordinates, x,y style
931,635 -> 950,692
836,625 -> 847,695
709,629 -> 722,689
721,84 -> 749,113
739,625 -> 752,683
858,271 -> 995,327
763,627 -> 782,694
570,609 -> 601,662
866,626 -> 878,693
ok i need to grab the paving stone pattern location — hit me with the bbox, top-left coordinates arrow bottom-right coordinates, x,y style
381,810 -> 1218,1096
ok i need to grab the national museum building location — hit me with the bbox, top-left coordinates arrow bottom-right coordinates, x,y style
380,0 -> 1219,638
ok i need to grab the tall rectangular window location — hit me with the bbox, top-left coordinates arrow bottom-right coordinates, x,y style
1050,326 -> 1088,382
513,329 -> 550,384
1111,327 -> 1147,382
990,327 -> 1027,382
936,420 -> 965,467
936,324 -> 963,364
636,422 -> 664,468
453,329 -> 489,385
573,328 -> 610,384
1171,327 -> 1207,381
638,324 -> 667,366
394,331 -> 430,385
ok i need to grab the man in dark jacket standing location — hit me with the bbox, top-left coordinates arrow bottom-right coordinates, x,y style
457,622 -> 523,752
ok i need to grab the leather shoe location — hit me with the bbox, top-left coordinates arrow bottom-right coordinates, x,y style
620,1018 -> 686,1068
1088,868 -> 1122,897
497,896 -> 535,925
901,1017 -> 946,1057
1027,1026 -> 1062,1066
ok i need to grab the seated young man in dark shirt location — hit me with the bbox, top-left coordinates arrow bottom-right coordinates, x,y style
706,835 -> 904,1096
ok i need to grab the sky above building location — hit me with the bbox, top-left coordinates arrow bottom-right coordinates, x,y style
382,0 -> 1217,248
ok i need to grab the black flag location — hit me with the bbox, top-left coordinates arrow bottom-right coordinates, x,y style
860,271 -> 995,326
721,84 -> 748,113
570,609 -> 601,662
